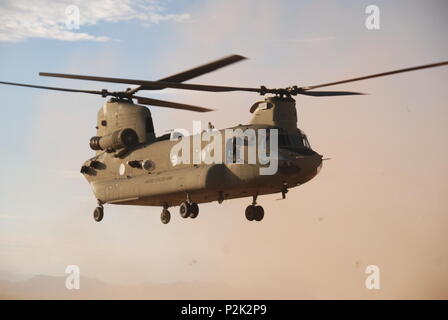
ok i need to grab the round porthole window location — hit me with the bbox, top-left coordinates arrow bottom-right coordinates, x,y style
142,160 -> 155,171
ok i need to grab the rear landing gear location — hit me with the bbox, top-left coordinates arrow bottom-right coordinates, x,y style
93,205 -> 104,222
245,195 -> 264,222
160,199 -> 199,224
179,201 -> 199,219
161,205 -> 171,224
179,202 -> 191,218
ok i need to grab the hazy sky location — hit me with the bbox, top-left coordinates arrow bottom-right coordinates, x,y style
0,0 -> 447,299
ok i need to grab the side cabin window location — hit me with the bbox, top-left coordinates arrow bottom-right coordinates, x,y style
225,130 -> 257,164
226,137 -> 242,164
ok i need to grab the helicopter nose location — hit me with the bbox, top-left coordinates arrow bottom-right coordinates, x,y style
307,152 -> 323,179
316,156 -> 323,174
278,158 -> 301,175
301,152 -> 322,171
278,149 -> 322,180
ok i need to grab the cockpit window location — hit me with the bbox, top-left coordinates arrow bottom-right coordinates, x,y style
295,129 -> 311,148
272,127 -> 291,147
302,135 -> 311,148
278,132 -> 291,147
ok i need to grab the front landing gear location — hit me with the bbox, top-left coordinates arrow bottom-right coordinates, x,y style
189,203 -> 199,219
93,203 -> 104,222
245,195 -> 264,222
245,205 -> 264,221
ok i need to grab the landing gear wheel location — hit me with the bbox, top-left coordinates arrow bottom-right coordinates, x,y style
245,205 -> 255,221
93,206 -> 104,222
179,202 -> 191,218
189,203 -> 199,219
254,205 -> 264,221
161,209 -> 171,224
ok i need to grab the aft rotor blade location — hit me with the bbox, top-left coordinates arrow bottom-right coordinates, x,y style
300,61 -> 448,90
134,96 -> 214,112
39,72 -> 261,93
0,80 -> 105,95
298,90 -> 365,96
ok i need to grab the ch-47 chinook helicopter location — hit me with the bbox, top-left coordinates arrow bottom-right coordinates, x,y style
1,55 -> 447,224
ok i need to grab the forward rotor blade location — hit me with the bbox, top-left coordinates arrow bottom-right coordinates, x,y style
133,54 -> 247,93
161,54 -> 247,83
39,72 -> 261,93
300,61 -> 448,90
134,96 -> 214,112
0,80 -> 105,95
0,80 -> 214,112
159,54 -> 247,82
298,90 -> 365,96
129,54 -> 247,94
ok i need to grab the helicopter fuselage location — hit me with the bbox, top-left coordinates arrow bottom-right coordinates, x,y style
83,128 -> 322,207
81,97 -> 322,208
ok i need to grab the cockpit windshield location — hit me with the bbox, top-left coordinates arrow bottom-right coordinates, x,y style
278,130 -> 291,147
271,127 -> 312,149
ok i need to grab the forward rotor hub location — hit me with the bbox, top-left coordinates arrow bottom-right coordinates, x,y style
259,85 -> 302,97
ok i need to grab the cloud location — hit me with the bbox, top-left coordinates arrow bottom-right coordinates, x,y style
0,0 -> 190,42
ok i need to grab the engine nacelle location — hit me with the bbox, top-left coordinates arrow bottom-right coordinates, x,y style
90,128 -> 138,151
